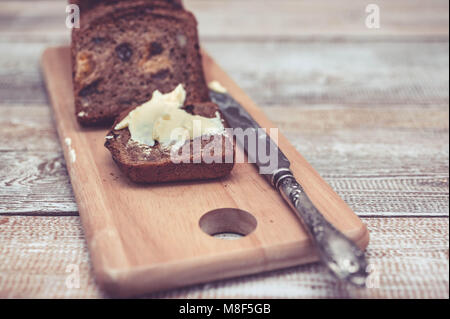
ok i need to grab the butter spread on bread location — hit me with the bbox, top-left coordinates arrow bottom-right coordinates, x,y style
104,96 -> 235,183
115,85 -> 224,149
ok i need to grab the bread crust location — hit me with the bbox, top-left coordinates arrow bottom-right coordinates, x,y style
69,0 -> 184,12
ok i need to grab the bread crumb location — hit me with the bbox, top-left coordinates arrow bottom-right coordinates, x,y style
69,149 -> 76,163
208,81 -> 227,94
64,137 -> 76,163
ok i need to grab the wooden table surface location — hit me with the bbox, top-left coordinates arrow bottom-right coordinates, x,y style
0,0 -> 448,299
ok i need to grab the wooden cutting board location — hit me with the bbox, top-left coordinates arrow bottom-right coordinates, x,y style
41,46 -> 369,297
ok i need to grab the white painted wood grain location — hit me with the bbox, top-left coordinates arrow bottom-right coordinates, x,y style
202,41 -> 449,107
0,0 -> 448,42
0,216 -> 447,298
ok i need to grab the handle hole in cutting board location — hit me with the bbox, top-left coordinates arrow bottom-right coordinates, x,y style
199,208 -> 257,240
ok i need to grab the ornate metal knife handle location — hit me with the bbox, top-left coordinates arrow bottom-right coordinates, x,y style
273,169 -> 368,286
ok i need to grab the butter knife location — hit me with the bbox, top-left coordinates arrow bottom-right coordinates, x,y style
210,90 -> 368,286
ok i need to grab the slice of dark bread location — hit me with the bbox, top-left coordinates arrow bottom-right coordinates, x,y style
104,101 -> 235,183
71,2 -> 210,126
69,0 -> 183,12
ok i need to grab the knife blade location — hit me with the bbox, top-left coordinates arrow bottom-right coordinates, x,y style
210,89 -> 369,287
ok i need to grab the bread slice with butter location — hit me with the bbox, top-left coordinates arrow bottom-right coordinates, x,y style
71,0 -> 210,126
104,85 -> 235,183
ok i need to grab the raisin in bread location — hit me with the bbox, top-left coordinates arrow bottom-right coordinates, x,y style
71,2 -> 210,125
104,101 -> 235,183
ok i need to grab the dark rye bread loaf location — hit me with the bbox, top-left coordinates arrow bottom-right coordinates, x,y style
104,101 -> 235,183
71,1 -> 210,125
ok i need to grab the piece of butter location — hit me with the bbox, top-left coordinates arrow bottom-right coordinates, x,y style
115,84 -> 224,149
208,81 -> 227,94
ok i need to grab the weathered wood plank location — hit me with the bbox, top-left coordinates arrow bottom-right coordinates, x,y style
0,106 -> 60,151
0,0 -> 448,43
203,41 -> 449,107
1,42 -> 448,107
0,43 -> 48,105
0,216 -> 447,298
0,105 -> 447,216
0,151 -> 77,215
275,105 -> 449,216
187,0 -> 450,39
